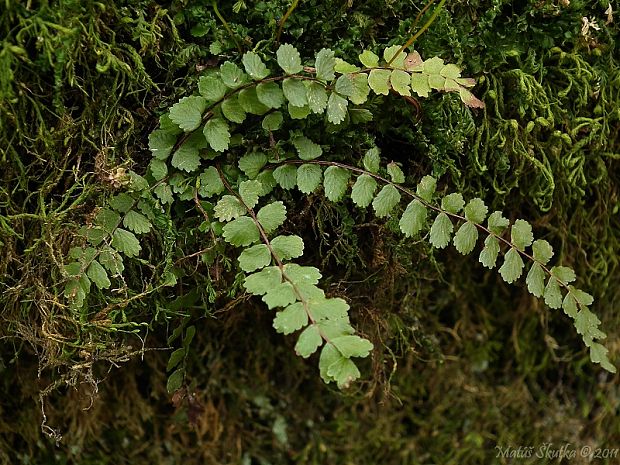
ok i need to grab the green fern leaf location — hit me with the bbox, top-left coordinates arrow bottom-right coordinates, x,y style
149,130 -> 177,160
214,195 -> 245,221
159,113 -> 183,134
331,335 -> 373,358
98,246 -> 124,275
588,342 -> 616,373
310,297 -> 350,321
453,221 -> 478,255
282,264 -> 322,285
368,69 -> 391,95
273,165 -> 298,190
399,200 -> 427,237
167,348 -> 185,372
262,112 -> 283,131
263,282 -> 297,309
166,369 -> 183,393
351,174 -> 377,208
199,166 -> 225,197
295,283 -> 324,301
551,266 -> 576,284
87,260 -> 111,290
292,135 -> 322,160
562,293 -> 578,318
570,287 -> 594,306
323,166 -> 350,202
238,244 -> 271,272
335,75 -> 354,97
222,216 -> 260,246
327,357 -> 361,389
295,325 -> 323,358
544,277 -> 563,309
238,152 -> 267,179
429,213 -> 453,249
410,73 -> 431,97
423,56 -> 445,74
487,211 -> 510,234
416,175 -> 436,202
257,171 -> 277,196
428,74 -> 446,90
363,147 -> 380,173
296,164 -> 323,193
238,88 -> 270,115
123,211 -> 151,234
574,308 -> 605,340
169,96 -> 207,132
383,45 -> 406,68
274,303 -> 308,335
372,184 -> 400,217
271,235 -> 304,260
242,51 -> 269,80
511,219 -> 534,250
334,58 -> 360,73
282,78 -> 308,107
307,82 -> 328,113
149,159 -> 168,181
532,239 -> 554,265
349,108 -> 373,123
154,184 -> 173,204
111,229 -> 141,257
198,76 -> 227,101
172,131 -> 208,172
526,262 -> 546,297
128,171 -> 149,191
317,317 -> 355,339
325,323 -> 358,347
479,235 -> 500,269
244,266 -> 282,295
464,198 -> 488,223
239,180 -> 262,208
288,103 -> 311,119
221,95 -> 247,123
220,62 -> 246,89
276,44 -> 303,74
499,248 -> 524,283
256,82 -> 285,109
63,274 -> 89,305
203,118 -> 230,152
390,70 -> 411,96
387,162 -> 405,183
348,74 -> 370,105
441,63 -> 461,79
256,201 -> 287,233
441,193 -> 465,214
109,193 -> 134,213
326,93 -> 348,124
358,50 -> 379,68
79,226 -> 105,246
319,343 -> 340,383
315,48 -> 335,81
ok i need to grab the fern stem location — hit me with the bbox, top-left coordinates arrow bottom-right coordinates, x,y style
215,165 -> 334,344
387,0 -> 447,66
211,0 -> 243,54
275,0 -> 300,47
283,159 -> 575,297
169,74 -> 325,154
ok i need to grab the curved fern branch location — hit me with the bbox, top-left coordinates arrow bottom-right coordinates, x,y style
274,158 -> 615,374
66,41 -> 615,392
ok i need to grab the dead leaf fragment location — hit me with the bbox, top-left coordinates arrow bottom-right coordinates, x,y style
404,51 -> 423,70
